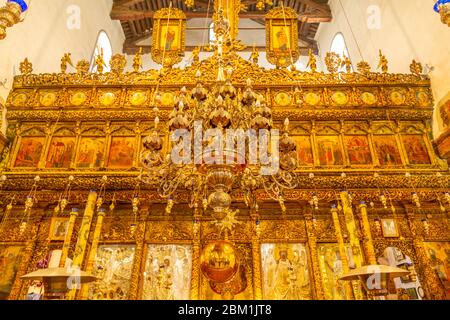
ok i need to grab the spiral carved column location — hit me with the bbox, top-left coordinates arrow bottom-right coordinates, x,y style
128,206 -> 148,300
406,209 -> 446,300
330,207 -> 355,300
304,211 -> 325,300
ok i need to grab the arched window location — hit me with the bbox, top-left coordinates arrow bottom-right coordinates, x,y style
209,22 -> 216,43
330,33 -> 352,71
90,31 -> 113,72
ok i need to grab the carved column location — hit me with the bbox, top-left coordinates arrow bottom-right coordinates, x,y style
406,209 -> 445,300
367,123 -> 379,167
66,191 -> 97,300
394,124 -> 408,166
79,208 -> 106,300
38,122 -> 53,169
311,121 -> 320,167
304,211 -> 325,300
340,191 -> 363,266
358,202 -> 377,265
70,122 -> 81,169
190,206 -> 201,300
59,208 -> 79,268
422,121 -> 437,165
103,122 -> 111,169
128,207 -> 147,300
7,123 -> 22,168
330,206 -> 354,300
339,120 -> 350,166
339,191 -> 364,300
8,223 -> 40,300
250,211 -> 262,300
133,121 -> 142,168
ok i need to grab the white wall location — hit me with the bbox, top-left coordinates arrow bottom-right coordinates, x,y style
315,0 -> 450,139
0,0 -> 125,100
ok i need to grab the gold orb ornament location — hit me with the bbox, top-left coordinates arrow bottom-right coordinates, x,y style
210,265 -> 247,300
200,241 -> 239,283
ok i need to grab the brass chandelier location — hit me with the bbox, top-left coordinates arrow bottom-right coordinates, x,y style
140,11 -> 298,230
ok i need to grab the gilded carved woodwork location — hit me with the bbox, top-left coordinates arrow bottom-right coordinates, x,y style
265,6 -> 299,68
1,15 -> 449,300
151,8 -> 186,67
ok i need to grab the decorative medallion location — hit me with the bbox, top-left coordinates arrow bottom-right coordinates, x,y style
200,240 -> 239,283
39,92 -> 57,107
390,91 -> 406,106
304,92 -> 321,106
274,92 -> 292,107
70,92 -> 87,106
99,92 -> 116,106
12,93 -> 28,107
265,7 -> 299,68
130,91 -> 147,106
161,92 -> 175,107
361,92 -> 377,105
331,91 -> 349,106
417,91 -> 430,107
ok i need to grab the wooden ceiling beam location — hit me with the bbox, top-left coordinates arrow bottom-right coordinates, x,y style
297,0 -> 331,14
113,0 -> 146,8
111,9 -> 331,22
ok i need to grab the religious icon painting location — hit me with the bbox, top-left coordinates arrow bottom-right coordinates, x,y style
344,136 -> 372,165
381,219 -> 399,238
261,243 -> 312,300
373,136 -> 403,166
107,137 -> 136,169
317,243 -> 354,300
88,245 -> 136,300
160,25 -> 181,51
272,26 -> 292,52
0,245 -> 24,300
316,136 -> 344,166
142,244 -> 192,300
265,7 -> 299,68
46,137 -> 76,168
401,135 -> 431,165
14,137 -> 45,167
49,217 -> 70,241
76,137 -> 106,168
293,136 -> 314,166
423,242 -> 450,298
151,8 -> 186,66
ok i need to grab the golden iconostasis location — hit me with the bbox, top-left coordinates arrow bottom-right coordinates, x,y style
0,2 -> 450,301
